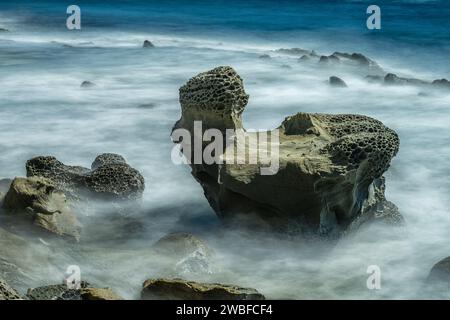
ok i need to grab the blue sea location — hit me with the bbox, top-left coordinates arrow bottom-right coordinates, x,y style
1,0 -> 450,299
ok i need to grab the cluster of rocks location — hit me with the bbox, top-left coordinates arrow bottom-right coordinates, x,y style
173,66 -> 402,237
0,231 -> 265,300
0,153 -> 145,241
366,73 -> 450,89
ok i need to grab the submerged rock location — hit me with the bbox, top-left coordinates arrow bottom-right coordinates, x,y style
424,256 -> 450,298
80,81 -> 95,88
275,48 -> 314,56
172,66 -> 401,237
141,278 -> 265,300
26,154 -> 145,201
329,76 -> 347,88
152,233 -> 215,275
0,278 -> 22,300
427,257 -> 450,283
80,287 -> 124,300
2,177 -> 81,241
25,282 -> 121,300
384,73 -> 428,86
258,54 -> 271,60
365,75 -> 384,84
319,54 -> 340,64
432,79 -> 450,88
143,40 -> 155,48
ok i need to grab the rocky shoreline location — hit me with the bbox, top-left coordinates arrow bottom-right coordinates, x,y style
1,47 -> 450,299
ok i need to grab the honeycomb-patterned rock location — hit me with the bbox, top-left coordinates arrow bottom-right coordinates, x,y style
91,153 -> 126,170
0,278 -> 22,300
26,154 -> 144,200
179,66 -> 249,115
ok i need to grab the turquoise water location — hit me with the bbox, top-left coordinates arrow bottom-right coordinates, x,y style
0,0 -> 450,299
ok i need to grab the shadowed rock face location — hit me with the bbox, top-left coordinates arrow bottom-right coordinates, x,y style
172,66 -> 401,237
25,154 -> 144,201
141,278 -> 265,300
2,177 -> 81,241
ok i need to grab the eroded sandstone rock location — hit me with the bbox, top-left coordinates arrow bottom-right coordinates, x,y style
2,177 -> 81,241
26,154 -> 144,201
80,287 -> 124,300
141,278 -> 265,300
0,278 -> 22,300
26,282 -> 120,300
172,66 -> 401,237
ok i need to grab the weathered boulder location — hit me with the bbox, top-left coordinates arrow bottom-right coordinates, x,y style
319,54 -> 340,64
143,40 -> 154,48
0,278 -> 22,300
26,154 -> 144,201
275,48 -> 316,56
432,79 -> 450,88
384,73 -> 428,86
2,177 -> 81,241
141,278 -> 265,300
152,233 -> 215,275
25,282 -> 122,300
172,66 -> 401,237
329,76 -> 347,88
258,54 -> 271,60
427,257 -> 450,283
80,287 -> 124,300
365,75 -> 384,83
80,81 -> 95,88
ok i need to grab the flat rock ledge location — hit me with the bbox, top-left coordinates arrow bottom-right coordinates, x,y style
141,278 -> 265,300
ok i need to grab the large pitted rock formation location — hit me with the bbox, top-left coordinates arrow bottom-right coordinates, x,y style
25,153 -> 145,201
141,278 -> 265,300
172,66 -> 401,237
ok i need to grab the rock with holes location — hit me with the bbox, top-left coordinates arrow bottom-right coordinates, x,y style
25,153 -> 144,201
2,177 -> 81,241
172,66 -> 401,238
141,278 -> 265,300
25,282 -> 122,300
0,278 -> 22,300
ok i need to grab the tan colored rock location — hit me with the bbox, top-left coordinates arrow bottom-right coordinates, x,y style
2,177 -> 81,241
172,66 -> 401,237
141,278 -> 265,300
80,287 -> 124,300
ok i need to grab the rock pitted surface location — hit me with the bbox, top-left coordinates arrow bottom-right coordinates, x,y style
141,278 -> 265,300
26,154 -> 144,201
0,278 -> 22,300
25,282 -> 122,300
2,177 -> 81,241
172,66 -> 401,237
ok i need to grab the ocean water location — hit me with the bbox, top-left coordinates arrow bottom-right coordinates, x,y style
0,0 -> 450,299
